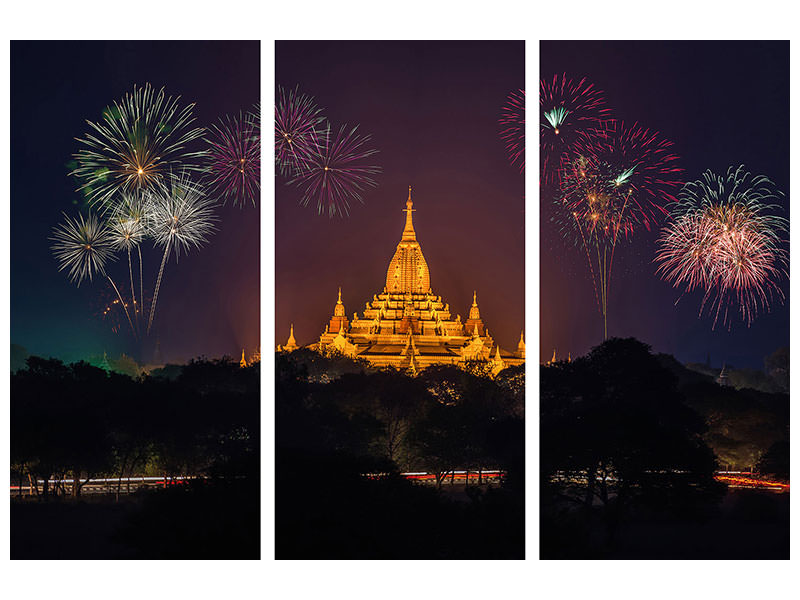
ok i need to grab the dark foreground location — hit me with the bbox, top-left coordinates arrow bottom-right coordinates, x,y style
11,479 -> 259,560
541,488 -> 789,559
277,453 -> 524,559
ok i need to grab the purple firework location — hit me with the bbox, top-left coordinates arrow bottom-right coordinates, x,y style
288,122 -> 381,218
499,89 -> 525,173
275,85 -> 324,176
205,110 -> 260,207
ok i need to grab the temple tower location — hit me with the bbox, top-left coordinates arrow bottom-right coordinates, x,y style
386,186 -> 431,294
464,291 -> 486,337
328,287 -> 349,334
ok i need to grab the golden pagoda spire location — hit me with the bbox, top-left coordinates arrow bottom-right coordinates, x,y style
285,324 -> 297,350
468,291 -> 481,320
334,286 -> 345,317
551,348 -> 556,363
401,185 -> 416,242
386,187 -> 431,293
239,349 -> 248,368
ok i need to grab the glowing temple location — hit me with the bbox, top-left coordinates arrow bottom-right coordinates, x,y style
281,187 -> 524,375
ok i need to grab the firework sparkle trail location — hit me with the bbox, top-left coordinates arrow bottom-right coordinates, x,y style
555,121 -> 682,339
540,74 -> 610,186
147,172 -> 218,333
656,165 -> 788,329
51,212 -> 135,335
499,89 -> 525,172
275,85 -> 325,177
205,109 -> 261,207
71,83 -> 206,212
289,122 -> 381,218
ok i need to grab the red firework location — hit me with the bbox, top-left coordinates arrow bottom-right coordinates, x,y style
555,121 -> 682,340
499,89 -> 525,172
540,73 -> 610,186
561,121 -> 683,239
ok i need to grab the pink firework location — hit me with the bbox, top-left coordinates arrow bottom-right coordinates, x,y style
205,110 -> 260,207
288,122 -> 381,218
656,166 -> 788,328
275,85 -> 324,176
499,89 -> 525,172
540,73 -> 610,186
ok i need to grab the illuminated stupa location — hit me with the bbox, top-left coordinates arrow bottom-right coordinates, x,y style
307,186 -> 524,373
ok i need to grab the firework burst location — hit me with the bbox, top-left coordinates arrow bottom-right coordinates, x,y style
205,109 -> 260,207
147,172 -> 218,332
656,166 -> 788,328
540,74 -> 610,186
52,212 -> 135,334
71,83 -> 206,211
108,192 -> 152,331
51,212 -> 116,285
289,122 -> 381,218
554,121 -> 682,339
499,89 -> 525,172
275,85 -> 324,176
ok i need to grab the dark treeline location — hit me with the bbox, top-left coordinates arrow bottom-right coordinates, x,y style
10,355 -> 259,559
541,338 -> 789,559
276,348 -> 525,559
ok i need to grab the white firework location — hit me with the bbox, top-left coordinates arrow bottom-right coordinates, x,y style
147,171 -> 218,332
51,212 -> 116,285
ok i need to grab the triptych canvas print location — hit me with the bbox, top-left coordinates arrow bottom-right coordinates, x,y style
7,39 -> 789,563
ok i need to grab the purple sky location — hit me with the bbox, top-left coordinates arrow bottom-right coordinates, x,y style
275,41 -> 525,352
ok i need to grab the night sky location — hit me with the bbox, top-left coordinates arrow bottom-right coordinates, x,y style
275,41 -> 525,352
540,41 -> 789,369
11,41 -> 260,365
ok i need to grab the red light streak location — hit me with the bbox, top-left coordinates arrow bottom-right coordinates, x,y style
714,474 -> 789,490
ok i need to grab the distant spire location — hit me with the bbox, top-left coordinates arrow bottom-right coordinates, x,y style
286,323 -> 297,348
551,348 -> 556,363
401,185 -> 416,242
495,345 -> 502,360
472,290 -> 477,307
239,349 -> 248,368
337,287 -> 342,304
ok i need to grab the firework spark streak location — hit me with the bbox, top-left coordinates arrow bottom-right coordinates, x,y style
147,172 -> 218,333
289,122 -> 381,218
499,89 -> 525,172
71,83 -> 206,211
51,212 -> 135,335
556,121 -> 682,339
655,166 -> 788,329
204,109 -> 261,207
540,74 -> 610,186
275,86 -> 324,177
108,192 -> 151,333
